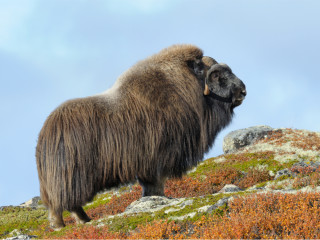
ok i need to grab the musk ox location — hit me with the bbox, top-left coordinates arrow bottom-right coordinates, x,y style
36,44 -> 246,229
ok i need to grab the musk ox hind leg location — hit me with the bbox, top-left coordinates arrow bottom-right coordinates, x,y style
138,177 -> 166,197
71,206 -> 91,224
48,208 -> 65,230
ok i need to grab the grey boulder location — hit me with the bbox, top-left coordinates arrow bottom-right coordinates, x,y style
223,125 -> 273,154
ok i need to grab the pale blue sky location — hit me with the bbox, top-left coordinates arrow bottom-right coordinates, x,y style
1,0 -> 319,206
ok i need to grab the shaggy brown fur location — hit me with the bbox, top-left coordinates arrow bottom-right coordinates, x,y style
36,44 -> 245,229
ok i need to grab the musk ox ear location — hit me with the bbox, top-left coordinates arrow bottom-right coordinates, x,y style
206,64 -> 221,83
208,70 -> 220,82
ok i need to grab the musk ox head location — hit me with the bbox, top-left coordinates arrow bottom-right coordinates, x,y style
204,63 -> 246,108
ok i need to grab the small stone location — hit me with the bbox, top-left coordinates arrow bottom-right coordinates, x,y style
219,184 -> 242,193
197,205 -> 211,213
179,200 -> 193,207
274,169 -> 293,180
164,208 -> 180,214
215,197 -> 230,208
208,197 -> 230,212
198,197 -> 231,214
269,170 -> 275,177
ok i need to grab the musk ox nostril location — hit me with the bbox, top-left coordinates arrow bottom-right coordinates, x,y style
241,89 -> 247,97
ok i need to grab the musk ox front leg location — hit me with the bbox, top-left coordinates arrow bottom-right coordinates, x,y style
48,208 -> 65,230
138,178 -> 166,196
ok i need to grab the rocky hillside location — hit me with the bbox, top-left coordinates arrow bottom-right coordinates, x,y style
1,126 -> 320,239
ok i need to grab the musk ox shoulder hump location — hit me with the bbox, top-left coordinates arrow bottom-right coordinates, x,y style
98,44 -> 204,109
154,44 -> 203,63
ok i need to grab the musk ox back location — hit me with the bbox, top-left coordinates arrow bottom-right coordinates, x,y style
36,44 -> 246,229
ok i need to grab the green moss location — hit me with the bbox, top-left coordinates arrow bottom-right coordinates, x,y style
224,153 -> 276,172
255,181 -> 268,188
119,186 -> 131,193
104,213 -> 155,232
279,159 -> 299,169
0,207 -> 48,238
189,158 -> 219,177
196,153 -> 299,177
83,192 -> 112,211
275,175 -> 293,182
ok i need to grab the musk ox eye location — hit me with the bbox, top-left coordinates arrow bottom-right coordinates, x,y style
224,71 -> 231,77
212,71 -> 219,79
219,77 -> 228,87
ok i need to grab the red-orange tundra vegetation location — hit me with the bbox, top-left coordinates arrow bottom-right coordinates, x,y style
50,192 -> 320,239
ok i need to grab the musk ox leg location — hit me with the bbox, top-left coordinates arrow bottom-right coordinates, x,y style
48,208 -> 65,230
138,178 -> 165,197
71,206 -> 91,224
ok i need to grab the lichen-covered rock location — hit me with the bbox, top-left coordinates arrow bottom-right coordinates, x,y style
179,199 -> 193,207
198,197 -> 231,213
219,184 -> 242,193
274,169 -> 294,180
4,229 -> 37,240
19,197 -> 41,209
223,125 -> 273,154
291,161 -> 320,172
124,196 -> 184,214
240,128 -> 320,163
5,234 -> 37,240
0,206 -> 13,211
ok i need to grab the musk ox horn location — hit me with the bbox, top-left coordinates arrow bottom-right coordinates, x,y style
202,56 -> 217,96
204,84 -> 210,95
